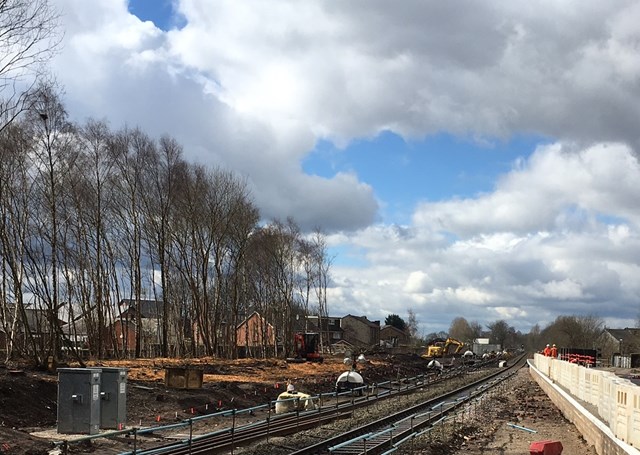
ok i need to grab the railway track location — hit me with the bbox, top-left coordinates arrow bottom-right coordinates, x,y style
101,355 -> 525,455
291,354 -> 527,455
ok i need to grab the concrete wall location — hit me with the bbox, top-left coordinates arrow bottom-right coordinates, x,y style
530,356 -> 640,455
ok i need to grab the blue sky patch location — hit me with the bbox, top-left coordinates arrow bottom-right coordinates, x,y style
128,0 -> 184,31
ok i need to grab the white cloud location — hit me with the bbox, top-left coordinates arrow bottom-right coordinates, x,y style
413,143 -> 640,235
165,0 -> 640,144
330,143 -> 640,332
404,271 -> 430,294
51,0 -> 640,233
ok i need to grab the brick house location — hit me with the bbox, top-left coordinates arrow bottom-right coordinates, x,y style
236,311 -> 275,358
113,299 -> 169,356
304,315 -> 343,351
380,324 -> 409,347
341,315 -> 380,348
110,319 -> 137,353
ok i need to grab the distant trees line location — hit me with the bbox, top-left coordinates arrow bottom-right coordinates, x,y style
437,314 -> 604,352
386,313 -> 606,352
0,85 -> 331,367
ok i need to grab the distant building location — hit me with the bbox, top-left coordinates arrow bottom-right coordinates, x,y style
598,327 -> 640,365
330,339 -> 354,354
0,305 -> 64,355
341,315 -> 380,348
236,311 -> 275,358
304,315 -> 343,351
472,338 -> 501,356
380,325 -> 409,348
112,299 -> 172,356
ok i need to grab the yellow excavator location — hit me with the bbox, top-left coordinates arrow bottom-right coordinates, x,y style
422,337 -> 465,358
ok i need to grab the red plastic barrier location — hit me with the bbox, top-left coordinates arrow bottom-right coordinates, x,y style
530,440 -> 563,455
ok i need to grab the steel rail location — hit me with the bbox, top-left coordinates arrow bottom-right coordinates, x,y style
290,354 -> 527,455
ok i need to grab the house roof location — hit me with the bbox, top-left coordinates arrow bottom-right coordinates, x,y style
344,314 -> 380,327
236,311 -> 273,329
331,339 -> 354,348
380,325 -> 407,336
119,299 -> 164,319
63,317 -> 88,335
604,328 -> 640,344
1,306 -> 66,331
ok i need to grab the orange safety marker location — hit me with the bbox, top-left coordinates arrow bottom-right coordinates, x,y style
190,407 -> 195,414
156,415 -> 161,422
218,400 -> 222,407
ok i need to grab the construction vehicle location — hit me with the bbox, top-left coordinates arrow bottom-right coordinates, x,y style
289,332 -> 324,363
421,337 -> 465,358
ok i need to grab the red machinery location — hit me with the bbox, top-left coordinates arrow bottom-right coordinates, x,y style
293,332 -> 324,363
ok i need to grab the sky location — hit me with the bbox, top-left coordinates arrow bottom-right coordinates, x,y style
47,0 -> 640,336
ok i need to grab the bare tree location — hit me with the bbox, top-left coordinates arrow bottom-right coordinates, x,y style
168,164 -> 257,357
468,320 -> 483,341
110,128 -> 150,357
62,119 -> 119,359
139,135 -> 184,357
311,229 -> 332,354
216,182 -> 259,358
21,84 -> 76,366
448,317 -> 472,343
486,319 -> 511,349
406,308 -> 418,343
243,219 -> 303,358
296,238 -> 314,330
0,0 -> 60,131
526,323 -> 541,351
0,120 -> 35,362
542,314 -> 604,348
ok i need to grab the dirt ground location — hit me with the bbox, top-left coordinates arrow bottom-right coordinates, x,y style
0,356 -> 604,454
0,353 -> 429,454
388,367 -> 597,454
451,368 -> 597,454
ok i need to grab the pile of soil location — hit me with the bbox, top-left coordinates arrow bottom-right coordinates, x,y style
0,370 -> 57,428
0,369 -> 57,454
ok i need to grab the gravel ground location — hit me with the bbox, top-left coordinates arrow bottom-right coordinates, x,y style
398,368 -> 598,454
239,368 -> 598,455
236,370 -> 500,454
